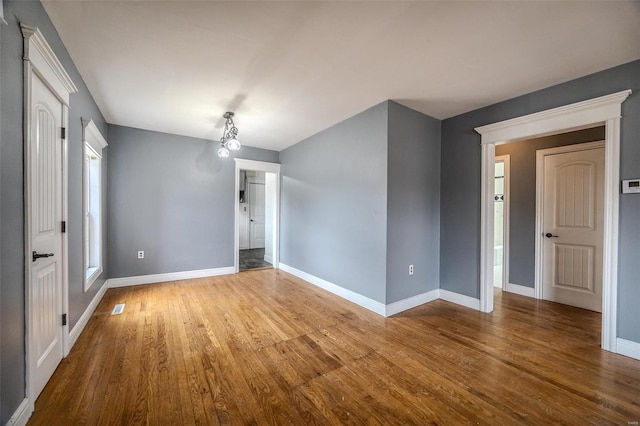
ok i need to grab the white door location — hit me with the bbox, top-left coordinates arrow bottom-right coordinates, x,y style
542,147 -> 604,312
29,74 -> 65,398
249,182 -> 266,249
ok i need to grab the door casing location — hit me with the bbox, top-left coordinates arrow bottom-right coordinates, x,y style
475,89 -> 631,353
234,159 -> 281,273
22,23 -> 77,413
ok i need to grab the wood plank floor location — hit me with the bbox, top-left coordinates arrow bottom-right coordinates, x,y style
30,269 -> 640,425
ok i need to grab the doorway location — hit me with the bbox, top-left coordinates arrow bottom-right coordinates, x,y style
476,89 -> 631,352
234,159 -> 281,273
22,23 -> 76,409
238,170 -> 271,271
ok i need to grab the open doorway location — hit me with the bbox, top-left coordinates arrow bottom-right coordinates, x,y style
476,89 -> 630,353
239,170 -> 272,271
234,159 -> 281,273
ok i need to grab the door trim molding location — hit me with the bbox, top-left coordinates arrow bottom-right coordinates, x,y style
534,141 -> 605,300
22,23 -> 77,416
475,89 -> 631,354
234,159 -> 281,273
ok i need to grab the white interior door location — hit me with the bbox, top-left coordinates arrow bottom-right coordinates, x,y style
249,182 -> 266,249
542,147 -> 604,312
29,74 -> 65,398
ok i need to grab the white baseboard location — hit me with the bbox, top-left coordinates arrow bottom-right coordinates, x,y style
385,289 -> 439,317
66,280 -> 108,355
505,282 -> 535,298
7,398 -> 30,426
279,264 -> 484,317
279,263 -> 386,316
439,289 -> 481,310
107,266 -> 235,288
616,337 -> 640,361
264,254 -> 273,264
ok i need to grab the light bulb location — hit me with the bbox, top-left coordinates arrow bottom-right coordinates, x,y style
226,137 -> 241,151
217,146 -> 229,158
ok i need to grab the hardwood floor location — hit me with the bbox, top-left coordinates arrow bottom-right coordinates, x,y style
30,270 -> 640,425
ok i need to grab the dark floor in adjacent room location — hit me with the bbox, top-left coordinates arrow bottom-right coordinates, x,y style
239,248 -> 272,271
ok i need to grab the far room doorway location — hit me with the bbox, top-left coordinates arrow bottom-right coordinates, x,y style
239,170 -> 272,271
234,159 -> 281,273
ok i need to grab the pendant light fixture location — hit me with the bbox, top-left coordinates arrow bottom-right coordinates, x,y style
217,111 -> 242,158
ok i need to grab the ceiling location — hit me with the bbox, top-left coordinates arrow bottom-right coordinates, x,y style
42,1 -> 640,152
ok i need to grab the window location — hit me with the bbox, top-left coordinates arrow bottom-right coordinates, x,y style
82,119 -> 107,290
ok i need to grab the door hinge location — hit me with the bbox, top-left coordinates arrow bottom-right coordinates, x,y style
62,313 -> 67,326
61,127 -> 66,140
61,221 -> 66,233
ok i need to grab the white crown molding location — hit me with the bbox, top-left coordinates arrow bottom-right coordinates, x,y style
21,23 -> 77,105
475,90 -> 632,145
82,118 -> 108,150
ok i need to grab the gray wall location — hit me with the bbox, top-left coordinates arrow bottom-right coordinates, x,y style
495,127 -> 605,288
0,0 -> 108,422
280,102 -> 389,303
441,59 -> 640,342
386,101 -> 441,303
107,125 -> 278,278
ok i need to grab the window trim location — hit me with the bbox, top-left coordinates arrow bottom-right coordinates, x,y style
82,118 -> 107,291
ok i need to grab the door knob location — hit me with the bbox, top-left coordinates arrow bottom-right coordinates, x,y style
544,233 -> 559,238
32,251 -> 54,262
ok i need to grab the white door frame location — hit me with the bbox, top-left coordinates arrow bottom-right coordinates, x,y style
494,155 -> 510,291
475,90 -> 631,353
234,159 -> 281,273
534,140 -> 605,301
22,23 -> 78,412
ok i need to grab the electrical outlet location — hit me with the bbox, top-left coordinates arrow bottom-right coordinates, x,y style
137,251 -> 144,259
409,264 -> 414,275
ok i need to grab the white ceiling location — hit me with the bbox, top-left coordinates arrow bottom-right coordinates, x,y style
42,1 -> 640,152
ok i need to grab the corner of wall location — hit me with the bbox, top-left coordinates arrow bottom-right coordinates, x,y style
385,101 -> 442,303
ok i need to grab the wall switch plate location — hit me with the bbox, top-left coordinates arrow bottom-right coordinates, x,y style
137,251 -> 144,259
409,264 -> 414,275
